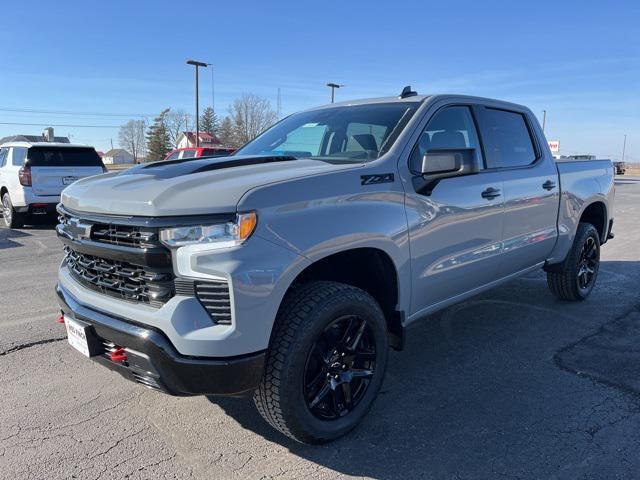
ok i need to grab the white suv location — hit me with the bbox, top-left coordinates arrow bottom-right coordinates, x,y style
0,142 -> 105,228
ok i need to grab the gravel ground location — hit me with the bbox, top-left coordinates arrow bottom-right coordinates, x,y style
1,177 -> 639,479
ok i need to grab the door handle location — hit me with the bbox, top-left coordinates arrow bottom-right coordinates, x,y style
542,180 -> 557,191
481,187 -> 501,200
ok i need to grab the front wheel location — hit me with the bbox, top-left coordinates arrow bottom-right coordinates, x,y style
547,222 -> 600,301
254,281 -> 389,444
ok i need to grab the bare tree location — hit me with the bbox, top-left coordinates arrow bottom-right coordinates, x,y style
118,119 -> 147,163
165,109 -> 193,147
229,93 -> 277,145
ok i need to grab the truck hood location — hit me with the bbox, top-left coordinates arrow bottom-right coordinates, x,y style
61,155 -> 354,217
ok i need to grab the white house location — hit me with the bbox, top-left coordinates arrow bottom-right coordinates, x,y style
176,131 -> 222,149
102,148 -> 135,165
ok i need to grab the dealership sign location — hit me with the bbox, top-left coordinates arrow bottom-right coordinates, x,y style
548,140 -> 560,153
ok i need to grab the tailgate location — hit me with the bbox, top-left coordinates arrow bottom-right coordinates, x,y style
31,166 -> 103,196
27,146 -> 104,196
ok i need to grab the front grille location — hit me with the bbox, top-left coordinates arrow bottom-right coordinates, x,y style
91,224 -> 159,248
65,247 -> 174,307
58,209 -> 233,321
58,214 -> 160,249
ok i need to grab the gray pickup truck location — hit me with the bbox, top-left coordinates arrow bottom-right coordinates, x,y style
55,89 -> 614,444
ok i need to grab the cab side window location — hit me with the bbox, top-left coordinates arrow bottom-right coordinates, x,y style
479,108 -> 537,168
410,106 -> 482,173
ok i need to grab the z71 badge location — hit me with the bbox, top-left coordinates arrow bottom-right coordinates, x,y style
360,173 -> 394,185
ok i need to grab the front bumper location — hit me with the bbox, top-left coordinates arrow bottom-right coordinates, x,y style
56,283 -> 265,396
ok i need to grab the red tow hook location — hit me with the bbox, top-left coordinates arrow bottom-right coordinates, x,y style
110,347 -> 128,363
57,313 -> 65,324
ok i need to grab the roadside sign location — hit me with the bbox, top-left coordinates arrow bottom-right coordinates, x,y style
548,140 -> 560,153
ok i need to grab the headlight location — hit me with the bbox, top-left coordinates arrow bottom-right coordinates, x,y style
160,212 -> 257,248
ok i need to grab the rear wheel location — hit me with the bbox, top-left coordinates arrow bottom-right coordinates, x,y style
254,281 -> 389,444
2,193 -> 25,229
547,222 -> 600,301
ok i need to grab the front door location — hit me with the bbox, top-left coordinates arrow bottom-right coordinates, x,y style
405,105 -> 505,318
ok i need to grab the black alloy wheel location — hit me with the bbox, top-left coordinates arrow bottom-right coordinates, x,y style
577,235 -> 599,292
303,314 -> 377,420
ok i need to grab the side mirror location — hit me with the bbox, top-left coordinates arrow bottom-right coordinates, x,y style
412,148 -> 480,195
420,148 -> 479,178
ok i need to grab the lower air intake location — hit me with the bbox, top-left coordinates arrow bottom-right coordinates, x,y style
196,281 -> 232,325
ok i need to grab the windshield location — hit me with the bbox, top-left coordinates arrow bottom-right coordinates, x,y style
236,102 -> 419,162
27,147 -> 103,167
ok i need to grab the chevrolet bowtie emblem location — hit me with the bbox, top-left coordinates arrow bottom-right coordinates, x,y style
66,218 -> 91,241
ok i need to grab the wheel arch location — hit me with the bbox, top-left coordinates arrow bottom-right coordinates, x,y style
545,199 -> 607,273
276,247 -> 405,350
579,200 -> 607,242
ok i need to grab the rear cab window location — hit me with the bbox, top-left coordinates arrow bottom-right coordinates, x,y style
478,108 -> 537,168
11,147 -> 27,166
202,148 -> 234,157
0,148 -> 8,167
27,147 -> 104,167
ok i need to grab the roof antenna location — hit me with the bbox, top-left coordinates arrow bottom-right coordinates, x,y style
399,85 -> 417,98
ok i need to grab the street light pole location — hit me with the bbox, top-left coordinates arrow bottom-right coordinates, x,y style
210,64 -> 214,112
326,82 -> 343,103
622,134 -> 627,163
186,59 -> 208,147
542,110 -> 547,133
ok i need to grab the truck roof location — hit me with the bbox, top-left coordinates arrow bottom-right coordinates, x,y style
0,141 -> 93,149
307,93 -> 530,113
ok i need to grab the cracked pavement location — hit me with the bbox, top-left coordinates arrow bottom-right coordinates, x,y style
1,177 -> 640,479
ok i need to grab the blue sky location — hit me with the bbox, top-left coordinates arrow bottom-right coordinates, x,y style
0,0 -> 638,161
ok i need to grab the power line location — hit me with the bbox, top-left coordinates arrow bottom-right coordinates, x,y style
0,107 -> 150,117
0,121 -> 120,128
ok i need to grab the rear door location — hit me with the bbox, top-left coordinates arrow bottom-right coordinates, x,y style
27,147 -> 104,196
476,107 -> 559,276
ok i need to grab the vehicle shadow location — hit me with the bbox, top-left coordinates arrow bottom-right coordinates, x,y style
207,261 -> 640,479
0,217 -> 57,249
0,228 -> 31,249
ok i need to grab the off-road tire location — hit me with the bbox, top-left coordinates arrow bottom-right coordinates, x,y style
547,222 -> 600,301
2,193 -> 25,229
253,281 -> 389,444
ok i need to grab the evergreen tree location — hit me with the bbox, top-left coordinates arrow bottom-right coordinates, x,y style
199,106 -> 218,136
146,108 -> 171,161
217,116 -> 236,147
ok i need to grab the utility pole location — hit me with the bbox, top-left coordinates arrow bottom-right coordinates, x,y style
326,82 -> 343,103
622,134 -> 627,163
186,59 -> 208,147
542,110 -> 547,133
110,138 -> 113,150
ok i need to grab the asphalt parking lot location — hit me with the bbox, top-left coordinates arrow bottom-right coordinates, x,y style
1,177 -> 639,480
